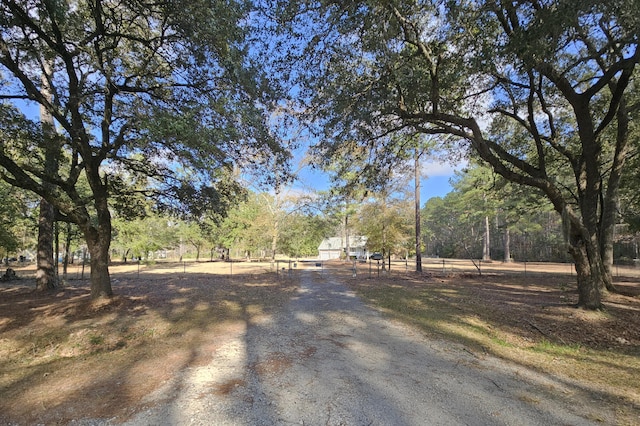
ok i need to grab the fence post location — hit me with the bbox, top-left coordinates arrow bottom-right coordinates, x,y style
81,248 -> 87,279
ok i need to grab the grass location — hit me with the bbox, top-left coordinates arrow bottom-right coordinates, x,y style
348,274 -> 640,425
0,264 -> 298,425
531,338 -> 582,355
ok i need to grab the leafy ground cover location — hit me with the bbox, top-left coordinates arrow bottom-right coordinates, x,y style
331,262 -> 640,425
0,261 -> 296,425
1,259 -> 638,425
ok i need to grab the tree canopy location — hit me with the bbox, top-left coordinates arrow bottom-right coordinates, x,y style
0,0 -> 288,297
272,0 -> 640,309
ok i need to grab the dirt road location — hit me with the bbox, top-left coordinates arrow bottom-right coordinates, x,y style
117,270 -> 613,426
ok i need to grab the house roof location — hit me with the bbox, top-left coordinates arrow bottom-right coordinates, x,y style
318,236 -> 367,250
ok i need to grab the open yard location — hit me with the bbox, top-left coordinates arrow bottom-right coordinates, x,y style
0,259 -> 639,425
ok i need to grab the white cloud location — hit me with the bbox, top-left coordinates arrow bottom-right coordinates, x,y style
421,159 -> 467,177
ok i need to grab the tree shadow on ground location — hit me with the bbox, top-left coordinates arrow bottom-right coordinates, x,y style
332,263 -> 640,423
0,270 -> 297,425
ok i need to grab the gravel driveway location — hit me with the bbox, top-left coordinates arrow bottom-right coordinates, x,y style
118,271 -> 612,425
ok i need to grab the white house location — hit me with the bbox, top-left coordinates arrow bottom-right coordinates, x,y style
317,236 -> 368,260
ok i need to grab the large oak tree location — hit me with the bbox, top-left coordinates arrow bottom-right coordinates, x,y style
274,0 -> 640,309
0,0 -> 287,298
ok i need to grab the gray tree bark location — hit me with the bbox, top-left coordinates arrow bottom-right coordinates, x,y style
35,63 -> 58,291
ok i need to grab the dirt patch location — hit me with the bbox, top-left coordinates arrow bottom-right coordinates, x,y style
211,378 -> 247,396
251,352 -> 294,377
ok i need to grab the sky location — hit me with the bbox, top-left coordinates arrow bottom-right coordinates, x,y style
289,157 -> 464,206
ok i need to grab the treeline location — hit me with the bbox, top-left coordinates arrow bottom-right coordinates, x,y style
421,163 -> 639,265
111,191 -> 335,262
3,124 -> 640,269
0,183 -> 337,264
316,161 -> 640,266
4,161 -> 639,268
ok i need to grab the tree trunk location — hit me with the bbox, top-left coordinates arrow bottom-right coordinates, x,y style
415,149 -> 422,272
503,227 -> 512,263
87,233 -> 113,300
81,201 -> 113,299
599,221 -> 616,293
570,101 -> 611,308
35,61 -> 58,291
570,245 -> 602,310
566,221 -> 603,309
344,213 -> 350,261
87,235 -> 112,299
271,215 -> 279,261
598,99 -> 629,293
63,222 -> 72,281
482,215 -> 491,261
381,220 -> 386,270
36,198 -> 56,290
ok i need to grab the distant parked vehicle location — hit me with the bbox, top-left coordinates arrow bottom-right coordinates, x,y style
369,252 -> 383,261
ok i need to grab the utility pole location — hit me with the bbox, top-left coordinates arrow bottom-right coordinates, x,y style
415,148 -> 422,272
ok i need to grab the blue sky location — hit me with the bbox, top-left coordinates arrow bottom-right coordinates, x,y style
289,158 -> 462,206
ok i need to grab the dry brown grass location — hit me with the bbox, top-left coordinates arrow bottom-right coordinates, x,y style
329,260 -> 640,425
0,260 -> 296,425
1,259 -> 639,425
